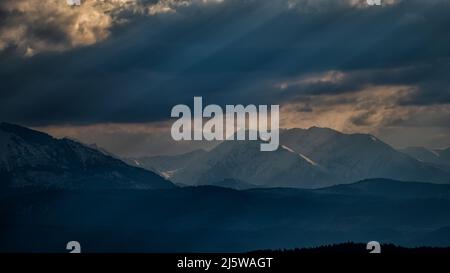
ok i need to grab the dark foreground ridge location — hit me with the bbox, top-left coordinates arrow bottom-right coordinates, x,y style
252,242 -> 450,254
1,180 -> 450,252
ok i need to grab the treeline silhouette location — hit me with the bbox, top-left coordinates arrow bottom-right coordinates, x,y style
252,242 -> 450,253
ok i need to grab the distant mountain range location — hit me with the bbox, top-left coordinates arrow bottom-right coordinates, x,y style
1,123 -> 450,251
128,127 -> 450,188
0,122 -> 174,190
2,122 -> 449,190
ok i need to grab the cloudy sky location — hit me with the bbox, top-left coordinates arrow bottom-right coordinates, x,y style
1,0 -> 449,156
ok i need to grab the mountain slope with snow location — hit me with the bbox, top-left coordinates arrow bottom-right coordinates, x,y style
279,127 -> 450,185
400,146 -> 450,168
156,127 -> 450,188
171,139 -> 332,188
0,123 -> 174,189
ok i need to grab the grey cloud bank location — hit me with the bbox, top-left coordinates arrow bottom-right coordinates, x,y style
1,0 -> 449,153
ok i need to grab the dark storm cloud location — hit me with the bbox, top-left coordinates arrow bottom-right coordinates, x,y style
276,61 -> 450,103
1,0 -> 450,126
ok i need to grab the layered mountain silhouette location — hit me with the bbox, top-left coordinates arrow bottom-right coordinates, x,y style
1,178 -> 449,252
1,123 -> 450,251
0,122 -> 174,190
4,122 -> 446,190
129,127 -> 450,188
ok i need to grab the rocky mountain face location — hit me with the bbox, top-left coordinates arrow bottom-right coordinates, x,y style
0,123 -> 174,190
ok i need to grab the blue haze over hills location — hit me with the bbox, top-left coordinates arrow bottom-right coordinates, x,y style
1,123 -> 450,252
